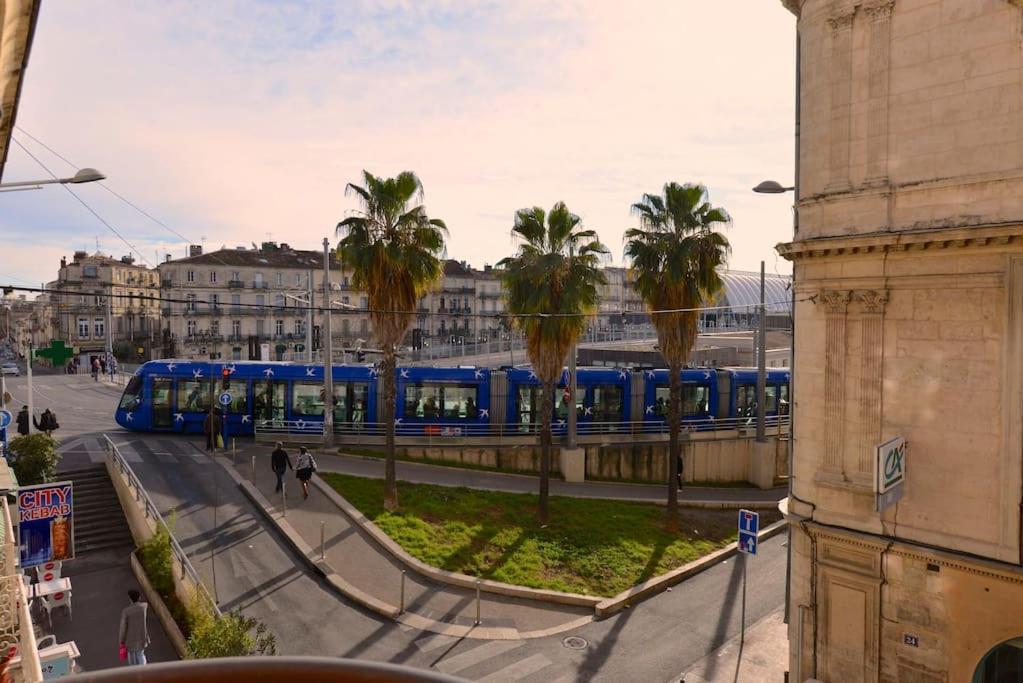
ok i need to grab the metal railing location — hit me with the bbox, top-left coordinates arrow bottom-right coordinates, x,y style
0,498 -> 42,683
103,435 -> 220,615
254,415 -> 789,446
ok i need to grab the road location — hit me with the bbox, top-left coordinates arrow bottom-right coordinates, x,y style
2,373 -> 787,681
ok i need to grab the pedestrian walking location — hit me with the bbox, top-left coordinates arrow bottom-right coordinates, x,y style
271,441 -> 292,493
203,410 -> 222,452
15,406 -> 29,437
91,358 -> 100,382
295,446 -> 317,499
33,409 -> 59,436
100,357 -> 107,374
118,589 -> 150,666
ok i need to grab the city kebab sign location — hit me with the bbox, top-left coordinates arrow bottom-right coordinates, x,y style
18,482 -> 75,568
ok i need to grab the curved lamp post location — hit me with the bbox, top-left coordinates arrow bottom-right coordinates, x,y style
0,167 -> 105,191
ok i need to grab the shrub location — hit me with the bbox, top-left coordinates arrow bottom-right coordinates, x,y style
137,519 -> 190,633
9,434 -> 60,485
185,600 -> 277,659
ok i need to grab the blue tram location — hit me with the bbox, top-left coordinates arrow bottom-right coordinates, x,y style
114,360 -> 789,437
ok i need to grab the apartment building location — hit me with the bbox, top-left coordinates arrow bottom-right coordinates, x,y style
52,251 -> 161,364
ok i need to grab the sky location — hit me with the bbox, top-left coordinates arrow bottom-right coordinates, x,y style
1,1 -> 797,291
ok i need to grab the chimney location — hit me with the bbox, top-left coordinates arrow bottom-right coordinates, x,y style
60,256 -> 67,269
165,253 -> 172,263
189,245 -> 203,257
121,255 -> 135,264
73,250 -> 87,264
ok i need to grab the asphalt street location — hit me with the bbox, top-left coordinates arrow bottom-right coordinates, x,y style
2,373 -> 786,682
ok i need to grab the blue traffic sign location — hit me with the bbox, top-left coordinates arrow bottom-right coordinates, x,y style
0,409 -> 10,430
738,509 -> 759,556
218,392 -> 233,406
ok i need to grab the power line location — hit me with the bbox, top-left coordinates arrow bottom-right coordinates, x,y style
0,282 -> 804,319
9,136 -> 154,267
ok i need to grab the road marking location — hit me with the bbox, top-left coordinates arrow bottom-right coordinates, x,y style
154,451 -> 178,464
476,653 -> 552,681
434,640 -> 524,675
414,634 -> 459,654
88,447 -> 107,464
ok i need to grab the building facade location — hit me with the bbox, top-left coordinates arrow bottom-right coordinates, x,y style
779,1 -> 1023,681
1,294 -> 54,357
52,251 -> 161,364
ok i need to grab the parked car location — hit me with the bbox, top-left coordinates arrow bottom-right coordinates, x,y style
0,363 -> 19,377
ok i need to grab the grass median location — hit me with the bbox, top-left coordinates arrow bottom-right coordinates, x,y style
320,472 -> 780,598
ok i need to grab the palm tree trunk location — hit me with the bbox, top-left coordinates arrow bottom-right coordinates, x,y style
382,345 -> 398,511
666,362 -> 682,531
538,380 -> 553,524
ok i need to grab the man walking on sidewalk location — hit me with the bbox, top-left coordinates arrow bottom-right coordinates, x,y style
203,410 -> 222,452
118,589 -> 150,666
271,441 -> 292,493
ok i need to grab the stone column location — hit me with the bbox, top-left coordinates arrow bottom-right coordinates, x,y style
864,1 -> 894,184
822,290 -> 851,473
827,7 -> 856,192
856,290 -> 888,476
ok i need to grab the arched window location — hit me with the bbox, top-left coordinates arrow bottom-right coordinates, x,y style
974,637 -> 1023,682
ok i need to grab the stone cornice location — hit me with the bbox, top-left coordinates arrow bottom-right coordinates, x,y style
780,0 -> 802,16
777,222 -> 1023,261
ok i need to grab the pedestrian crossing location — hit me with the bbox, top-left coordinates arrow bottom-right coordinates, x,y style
412,633 -> 566,682
56,434 -> 213,467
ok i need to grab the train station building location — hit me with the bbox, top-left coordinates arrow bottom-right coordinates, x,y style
779,0 -> 1023,680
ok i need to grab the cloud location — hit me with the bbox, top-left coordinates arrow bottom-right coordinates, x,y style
2,0 -> 796,290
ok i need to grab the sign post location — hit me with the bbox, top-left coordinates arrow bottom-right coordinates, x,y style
18,481 -> 75,568
874,436 -> 907,512
0,408 -> 10,461
737,509 -> 760,654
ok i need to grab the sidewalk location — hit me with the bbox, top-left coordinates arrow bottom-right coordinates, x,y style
225,450 -> 595,639
317,450 -> 786,507
677,607 -> 789,682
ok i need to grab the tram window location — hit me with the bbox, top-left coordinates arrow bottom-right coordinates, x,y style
118,376 -> 143,411
226,385 -> 248,414
779,384 -> 790,416
335,382 -> 368,424
592,385 -> 623,421
765,385 -> 778,412
517,386 -> 540,427
404,383 -> 477,419
654,386 -> 669,417
253,381 -> 286,423
653,385 -> 710,416
735,385 -> 757,415
177,380 -> 212,413
292,382 -> 324,416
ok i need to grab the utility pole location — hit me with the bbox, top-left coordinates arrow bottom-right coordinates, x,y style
566,247 -> 577,449
306,270 -> 314,362
322,239 -> 334,446
756,260 -> 767,443
106,285 -> 114,373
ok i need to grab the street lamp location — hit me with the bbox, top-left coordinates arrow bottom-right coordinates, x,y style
0,167 -> 106,192
752,180 -> 794,194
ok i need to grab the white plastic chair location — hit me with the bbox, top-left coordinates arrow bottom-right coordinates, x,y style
34,562 -> 61,582
40,591 -> 71,628
36,635 -> 56,650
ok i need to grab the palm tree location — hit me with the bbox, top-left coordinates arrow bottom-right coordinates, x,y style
499,203 -> 607,523
337,170 -> 447,510
625,182 -> 730,529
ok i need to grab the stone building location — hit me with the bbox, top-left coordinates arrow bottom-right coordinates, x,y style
778,1 -> 1023,681
156,243 -> 371,361
0,294 -> 54,357
52,251 -> 161,364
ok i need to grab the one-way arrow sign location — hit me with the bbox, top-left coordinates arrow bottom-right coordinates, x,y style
738,508 -> 759,556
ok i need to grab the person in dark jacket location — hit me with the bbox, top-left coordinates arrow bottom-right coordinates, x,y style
33,409 -> 59,436
270,441 -> 292,493
16,406 -> 29,437
118,589 -> 150,666
202,411 -> 222,452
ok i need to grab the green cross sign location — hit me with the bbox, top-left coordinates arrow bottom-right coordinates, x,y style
34,340 -> 77,367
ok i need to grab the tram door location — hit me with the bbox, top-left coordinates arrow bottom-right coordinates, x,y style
254,380 -> 286,426
590,385 -> 624,429
152,378 -> 173,429
517,385 -> 542,433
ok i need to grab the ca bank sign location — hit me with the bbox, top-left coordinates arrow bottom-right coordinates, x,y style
874,436 -> 907,512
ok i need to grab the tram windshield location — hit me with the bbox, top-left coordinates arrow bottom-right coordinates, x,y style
118,376 -> 143,411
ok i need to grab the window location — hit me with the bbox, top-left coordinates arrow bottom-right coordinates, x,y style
77,318 -> 90,339
294,320 -> 303,335
232,347 -> 241,360
254,273 -> 263,287
342,296 -> 350,307
275,294 -> 285,308
255,294 -> 265,308
333,382 -> 368,424
360,297 -> 368,310
231,320 -> 241,338
211,320 -> 220,335
94,318 -> 105,338
83,265 -> 98,278
276,272 -> 283,286
294,273 -> 302,286
256,320 -> 265,336
292,382 -> 324,416
973,636 -> 1023,682
186,294 -> 196,312
210,271 -> 217,284
403,383 -> 479,419
275,320 -> 284,336
254,380 -> 287,423
187,320 -> 197,336
735,384 -> 756,415
231,271 -> 240,282
118,376 -> 143,411
187,270 -> 195,283
177,380 -> 211,413
210,293 -> 219,308
231,294 -> 240,307
591,385 -> 624,422
654,384 -> 711,417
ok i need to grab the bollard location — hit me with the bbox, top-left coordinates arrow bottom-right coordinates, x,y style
232,439 -> 237,465
400,570 -> 406,614
320,521 -> 326,560
282,482 -> 287,517
251,454 -> 256,482
475,579 -> 481,625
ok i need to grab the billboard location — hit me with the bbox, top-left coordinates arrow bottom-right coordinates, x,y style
874,436 -> 907,512
18,482 -> 75,569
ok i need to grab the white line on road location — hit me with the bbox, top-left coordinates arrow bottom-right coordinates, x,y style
476,653 -> 552,681
434,640 -> 524,675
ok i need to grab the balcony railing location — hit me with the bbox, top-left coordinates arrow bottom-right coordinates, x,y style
227,280 -> 245,289
252,282 -> 269,289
